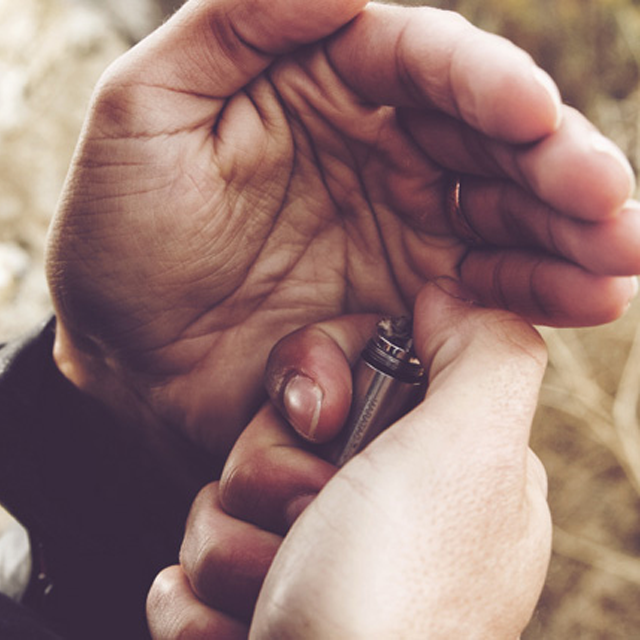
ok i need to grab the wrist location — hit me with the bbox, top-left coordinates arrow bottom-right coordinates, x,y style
52,319 -> 157,433
52,320 -> 108,397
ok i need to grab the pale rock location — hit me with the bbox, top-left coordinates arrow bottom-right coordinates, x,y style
0,0 -> 129,339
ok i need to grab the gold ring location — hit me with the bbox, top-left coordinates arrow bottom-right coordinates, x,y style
445,174 -> 482,245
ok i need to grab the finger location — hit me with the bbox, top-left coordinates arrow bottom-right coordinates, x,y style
452,177 -> 640,276
265,314 -> 379,441
399,106 -> 635,222
515,107 -> 634,220
179,483 -> 281,622
325,4 -> 561,143
147,565 -> 248,640
220,403 -> 337,533
458,249 -> 638,327
113,0 -> 368,105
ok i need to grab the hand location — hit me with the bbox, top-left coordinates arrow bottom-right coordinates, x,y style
147,282 -> 551,638
46,0 -> 640,457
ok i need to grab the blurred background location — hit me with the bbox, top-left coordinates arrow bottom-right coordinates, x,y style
1,0 -> 639,637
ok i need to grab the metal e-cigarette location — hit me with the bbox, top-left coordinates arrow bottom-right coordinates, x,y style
325,316 -> 427,467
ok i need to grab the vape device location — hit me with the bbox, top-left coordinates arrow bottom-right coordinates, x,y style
324,316 -> 427,467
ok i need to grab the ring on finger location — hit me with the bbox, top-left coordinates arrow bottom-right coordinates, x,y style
445,174 -> 483,246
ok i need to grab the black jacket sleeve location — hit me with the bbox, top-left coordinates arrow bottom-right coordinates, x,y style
0,319 -> 213,639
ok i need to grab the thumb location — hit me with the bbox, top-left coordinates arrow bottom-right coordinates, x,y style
265,314 -> 380,442
111,0 -> 368,101
385,278 -> 547,472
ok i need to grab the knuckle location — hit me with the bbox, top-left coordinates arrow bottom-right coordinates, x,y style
219,455 -> 258,516
147,566 -> 185,637
172,619 -> 215,640
219,442 -> 276,519
187,536 -> 234,602
89,56 -> 159,138
148,565 -> 181,605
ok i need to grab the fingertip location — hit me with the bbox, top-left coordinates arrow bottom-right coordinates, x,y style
456,240 -> 640,328
453,36 -> 562,143
551,274 -> 639,327
611,275 -> 640,320
265,317 -> 378,442
520,110 -> 636,221
579,201 -> 640,275
587,133 -> 636,214
531,66 -> 563,131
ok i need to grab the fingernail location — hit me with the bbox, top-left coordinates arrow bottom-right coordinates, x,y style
283,374 -> 323,440
431,276 -> 481,305
531,66 -> 563,129
590,132 -> 636,196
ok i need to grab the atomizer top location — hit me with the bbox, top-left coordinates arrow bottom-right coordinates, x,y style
364,316 -> 425,383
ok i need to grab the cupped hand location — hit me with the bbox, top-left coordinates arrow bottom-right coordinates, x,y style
147,283 -> 552,638
46,0 -> 640,455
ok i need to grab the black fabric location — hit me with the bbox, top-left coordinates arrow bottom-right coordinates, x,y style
0,319 -> 214,639
0,593 -> 62,640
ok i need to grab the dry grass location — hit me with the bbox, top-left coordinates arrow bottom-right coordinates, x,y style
525,305 -> 640,638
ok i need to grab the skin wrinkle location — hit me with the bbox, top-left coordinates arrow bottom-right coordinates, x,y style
345,150 -> 401,311
393,113 -> 459,235
428,111 -> 537,190
528,256 -> 555,320
196,9 -> 272,100
320,37 -> 369,110
94,69 -> 214,136
288,103 -> 351,220
499,183 -> 560,255
452,244 -> 474,291
112,158 -> 304,363
402,231 -> 465,290
394,19 -> 430,110
288,73 -> 438,311
430,13 -> 470,124
403,110 -> 502,180
455,174 -> 486,245
187,149 -> 295,335
491,251 -> 513,311
233,86 -> 272,133
211,94 -> 229,137
494,181 -> 525,244
266,41 -> 483,316
226,10 -> 275,60
542,196 -> 564,257
268,56 -> 402,311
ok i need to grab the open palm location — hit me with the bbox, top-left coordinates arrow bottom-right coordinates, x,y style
47,0 -> 640,456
